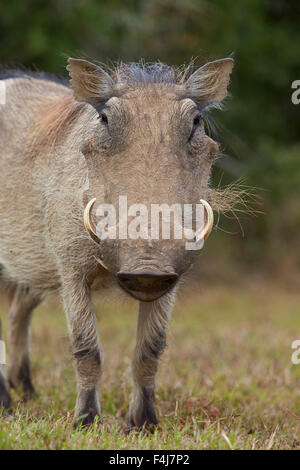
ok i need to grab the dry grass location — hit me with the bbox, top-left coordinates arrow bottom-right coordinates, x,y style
1,281 -> 300,449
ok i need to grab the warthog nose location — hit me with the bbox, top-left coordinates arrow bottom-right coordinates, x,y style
116,270 -> 178,301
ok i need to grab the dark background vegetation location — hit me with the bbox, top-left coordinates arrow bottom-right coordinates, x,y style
0,0 -> 299,284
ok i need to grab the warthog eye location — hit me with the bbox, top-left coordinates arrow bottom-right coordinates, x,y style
193,115 -> 202,126
188,114 -> 203,141
99,113 -> 108,124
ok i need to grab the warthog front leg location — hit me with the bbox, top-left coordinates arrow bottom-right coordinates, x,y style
62,276 -> 102,427
7,285 -> 41,398
128,291 -> 175,430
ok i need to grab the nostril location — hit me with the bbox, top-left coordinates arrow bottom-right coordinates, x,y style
121,277 -> 135,288
163,275 -> 177,287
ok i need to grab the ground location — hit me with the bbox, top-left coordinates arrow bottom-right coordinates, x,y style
0,280 -> 300,450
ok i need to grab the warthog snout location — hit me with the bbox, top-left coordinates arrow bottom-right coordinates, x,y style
116,270 -> 178,301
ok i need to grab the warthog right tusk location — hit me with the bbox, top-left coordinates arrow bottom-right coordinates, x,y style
84,198 -> 109,270
93,256 -> 109,271
83,197 -> 99,244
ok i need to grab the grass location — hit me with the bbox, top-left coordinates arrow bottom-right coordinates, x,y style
1,281 -> 300,449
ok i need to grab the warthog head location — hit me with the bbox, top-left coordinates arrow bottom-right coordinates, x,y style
67,57 -> 233,301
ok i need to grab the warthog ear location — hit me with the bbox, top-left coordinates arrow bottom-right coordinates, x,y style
67,58 -> 114,107
184,58 -> 234,107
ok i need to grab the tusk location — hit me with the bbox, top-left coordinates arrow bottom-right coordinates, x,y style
182,227 -> 195,240
83,198 -> 100,244
195,199 -> 214,242
93,256 -> 109,271
178,199 -> 214,245
84,199 -> 109,271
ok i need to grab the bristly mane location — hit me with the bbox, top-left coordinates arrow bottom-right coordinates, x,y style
112,61 -> 186,86
2,73 -> 85,160
0,67 -> 69,87
0,60 -> 189,92
0,68 -> 82,159
29,94 -> 86,159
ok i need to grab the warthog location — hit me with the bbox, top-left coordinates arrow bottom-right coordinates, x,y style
0,56 -> 233,428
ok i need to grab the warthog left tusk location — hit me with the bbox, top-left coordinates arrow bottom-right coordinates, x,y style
182,199 -> 213,244
196,199 -> 214,242
83,197 -> 99,243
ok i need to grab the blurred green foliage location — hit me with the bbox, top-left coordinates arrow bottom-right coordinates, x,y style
0,0 -> 299,273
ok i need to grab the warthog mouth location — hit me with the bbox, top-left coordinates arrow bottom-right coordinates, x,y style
115,269 -> 179,302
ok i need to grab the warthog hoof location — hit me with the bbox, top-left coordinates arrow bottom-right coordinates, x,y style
126,415 -> 158,434
0,374 -> 12,411
73,388 -> 102,428
7,359 -> 36,400
73,411 -> 102,429
127,387 -> 158,432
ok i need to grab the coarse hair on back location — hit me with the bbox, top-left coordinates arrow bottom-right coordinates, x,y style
28,92 -> 87,159
0,68 -> 87,160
